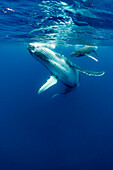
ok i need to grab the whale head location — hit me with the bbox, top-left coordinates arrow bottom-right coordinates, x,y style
27,43 -> 52,64
27,43 -> 80,87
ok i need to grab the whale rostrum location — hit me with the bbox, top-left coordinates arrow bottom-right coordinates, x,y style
27,43 -> 105,94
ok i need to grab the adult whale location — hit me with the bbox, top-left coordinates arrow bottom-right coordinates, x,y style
70,46 -> 98,62
27,43 -> 105,94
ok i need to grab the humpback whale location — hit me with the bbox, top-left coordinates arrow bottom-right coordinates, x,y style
70,46 -> 98,62
27,43 -> 105,95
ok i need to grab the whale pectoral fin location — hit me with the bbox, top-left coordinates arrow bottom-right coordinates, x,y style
38,76 -> 57,94
74,65 -> 105,76
85,54 -> 98,62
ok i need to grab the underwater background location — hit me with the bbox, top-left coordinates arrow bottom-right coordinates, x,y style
0,0 -> 113,170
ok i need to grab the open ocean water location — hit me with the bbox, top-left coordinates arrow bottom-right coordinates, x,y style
0,0 -> 113,170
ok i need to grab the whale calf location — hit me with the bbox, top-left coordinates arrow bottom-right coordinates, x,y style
70,46 -> 98,62
27,43 -> 105,94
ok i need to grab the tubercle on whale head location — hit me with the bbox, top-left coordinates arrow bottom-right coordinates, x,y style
27,42 -> 42,54
28,42 -> 56,50
27,43 -> 50,64
27,44 -> 35,54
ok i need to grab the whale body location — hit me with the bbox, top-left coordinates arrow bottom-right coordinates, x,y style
70,46 -> 98,62
27,43 -> 105,94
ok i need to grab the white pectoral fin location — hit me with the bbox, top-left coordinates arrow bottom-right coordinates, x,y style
38,76 -> 57,94
74,65 -> 105,76
85,54 -> 98,62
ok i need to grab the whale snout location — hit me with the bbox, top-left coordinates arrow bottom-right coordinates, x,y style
27,44 -> 35,54
27,44 -> 50,63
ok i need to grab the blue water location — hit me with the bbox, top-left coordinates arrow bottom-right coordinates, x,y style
0,0 -> 113,170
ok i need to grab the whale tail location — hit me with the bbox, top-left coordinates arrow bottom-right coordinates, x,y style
51,87 -> 75,99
